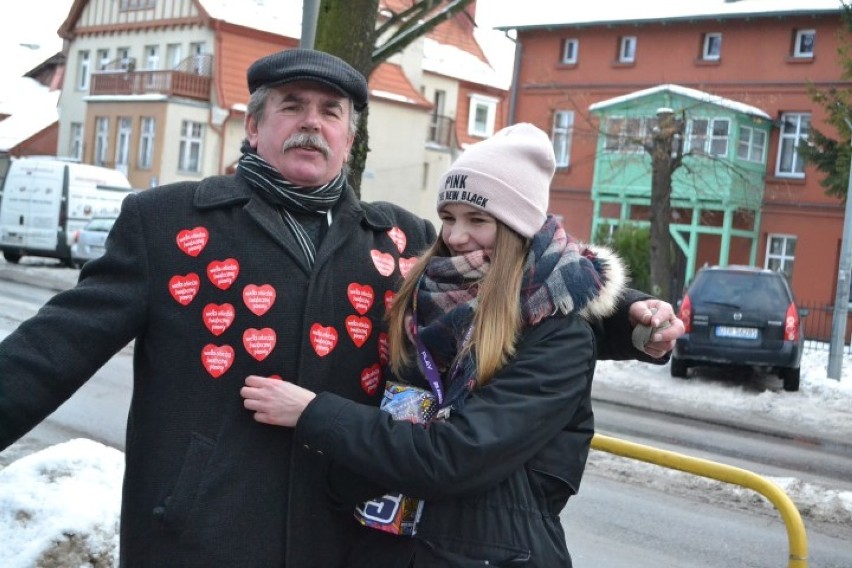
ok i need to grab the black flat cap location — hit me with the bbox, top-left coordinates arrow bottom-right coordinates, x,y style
247,49 -> 369,111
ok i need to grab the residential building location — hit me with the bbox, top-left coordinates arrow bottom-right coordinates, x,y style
499,0 -> 849,310
51,0 -> 509,226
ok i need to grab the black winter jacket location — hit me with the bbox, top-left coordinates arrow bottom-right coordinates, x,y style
0,172 -> 436,567
295,248 -> 628,567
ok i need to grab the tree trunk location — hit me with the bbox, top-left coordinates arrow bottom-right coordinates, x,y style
649,112 -> 676,302
314,0 -> 380,197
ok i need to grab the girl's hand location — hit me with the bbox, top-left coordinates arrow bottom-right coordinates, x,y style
241,375 -> 316,427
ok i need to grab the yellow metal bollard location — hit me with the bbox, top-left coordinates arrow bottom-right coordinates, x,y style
591,433 -> 808,567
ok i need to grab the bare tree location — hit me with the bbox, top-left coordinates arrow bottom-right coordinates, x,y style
314,0 -> 476,196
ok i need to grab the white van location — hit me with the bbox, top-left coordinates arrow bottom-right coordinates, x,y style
0,158 -> 134,266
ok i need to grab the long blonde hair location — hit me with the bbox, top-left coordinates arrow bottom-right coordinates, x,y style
387,222 -> 530,388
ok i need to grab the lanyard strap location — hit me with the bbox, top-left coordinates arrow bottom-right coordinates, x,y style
411,275 -> 474,408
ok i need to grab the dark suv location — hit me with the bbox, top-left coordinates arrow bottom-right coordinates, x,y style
671,265 -> 803,391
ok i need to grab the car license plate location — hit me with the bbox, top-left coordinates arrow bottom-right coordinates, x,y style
715,326 -> 758,339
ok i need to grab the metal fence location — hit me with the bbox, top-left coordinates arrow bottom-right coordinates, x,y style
798,301 -> 852,355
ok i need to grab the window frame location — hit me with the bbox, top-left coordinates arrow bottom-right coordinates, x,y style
94,117 -> 110,167
764,234 -> 796,282
793,29 -> 815,58
702,33 -> 722,61
552,110 -> 575,168
138,117 -> 156,170
775,112 -> 811,178
69,122 -> 83,161
77,50 -> 90,91
467,94 -> 498,138
178,120 -> 204,174
562,38 -> 579,64
618,36 -> 637,63
736,125 -> 767,163
685,117 -> 730,157
115,117 -> 132,174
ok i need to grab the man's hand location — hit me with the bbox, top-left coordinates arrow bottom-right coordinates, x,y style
628,299 -> 685,359
241,375 -> 316,427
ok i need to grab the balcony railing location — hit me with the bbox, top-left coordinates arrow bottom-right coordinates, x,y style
89,69 -> 211,101
428,114 -> 455,147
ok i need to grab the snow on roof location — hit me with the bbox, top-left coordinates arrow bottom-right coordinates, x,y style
488,0 -> 844,30
198,0 -> 302,38
589,84 -> 772,119
423,29 -> 512,90
0,77 -> 59,152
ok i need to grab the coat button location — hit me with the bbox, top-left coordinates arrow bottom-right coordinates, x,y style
152,506 -> 165,521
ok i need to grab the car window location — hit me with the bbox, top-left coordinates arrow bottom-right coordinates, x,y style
85,218 -> 117,232
691,271 -> 789,310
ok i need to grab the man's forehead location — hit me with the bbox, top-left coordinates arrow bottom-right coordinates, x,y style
273,81 -> 349,104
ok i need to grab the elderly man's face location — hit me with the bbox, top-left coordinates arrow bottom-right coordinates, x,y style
245,81 -> 355,187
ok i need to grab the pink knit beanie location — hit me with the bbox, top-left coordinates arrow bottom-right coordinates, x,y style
437,122 -> 555,238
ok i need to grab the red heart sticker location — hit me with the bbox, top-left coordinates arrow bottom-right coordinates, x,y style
169,273 -> 200,306
269,374 -> 283,380
387,227 -> 407,253
202,303 -> 235,336
201,344 -> 234,378
345,315 -> 372,347
243,328 -> 277,361
243,284 -> 276,316
398,257 -> 417,279
207,259 -> 240,290
378,332 -> 389,366
347,283 -> 375,315
384,291 -> 395,313
176,227 -> 209,257
370,250 -> 395,277
309,323 -> 338,357
360,364 -> 381,396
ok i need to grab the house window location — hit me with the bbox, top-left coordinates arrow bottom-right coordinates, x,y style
117,47 -> 133,70
189,42 -> 207,74
702,33 -> 722,60
120,0 -> 156,10
467,94 -> 498,138
775,112 -> 810,177
138,117 -> 155,169
69,123 -> 83,161
765,234 -> 796,281
428,90 -> 450,145
96,49 -> 110,71
562,39 -> 579,64
686,118 -> 730,157
604,116 -> 652,153
179,120 -> 204,173
144,45 -> 159,70
77,50 -> 90,91
94,117 -> 109,167
737,126 -> 766,163
552,111 -> 574,167
618,36 -> 636,63
166,43 -> 183,69
793,29 -> 815,58
115,117 -> 132,175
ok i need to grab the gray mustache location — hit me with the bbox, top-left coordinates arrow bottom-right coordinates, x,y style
282,133 -> 331,158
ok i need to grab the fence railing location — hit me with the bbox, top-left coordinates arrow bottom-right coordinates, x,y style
798,301 -> 852,355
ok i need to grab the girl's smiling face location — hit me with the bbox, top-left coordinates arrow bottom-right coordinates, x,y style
439,203 -> 498,257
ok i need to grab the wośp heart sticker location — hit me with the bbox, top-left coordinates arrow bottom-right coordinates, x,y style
309,323 -> 338,357
347,283 -> 374,315
202,303 -> 235,336
201,344 -> 234,378
360,364 -> 381,396
169,273 -> 200,306
243,328 -> 277,361
243,284 -> 276,316
207,259 -> 240,290
387,226 -> 407,253
370,250 -> 395,277
399,257 -> 417,279
345,315 -> 372,347
176,227 -> 209,257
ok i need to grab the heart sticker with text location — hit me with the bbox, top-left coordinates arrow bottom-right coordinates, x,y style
169,273 -> 200,306
243,284 -> 276,316
378,332 -> 389,366
370,250 -> 395,277
243,328 -> 277,361
202,303 -> 235,336
384,291 -> 395,312
309,323 -> 338,357
360,364 -> 381,396
176,227 -> 209,257
347,283 -> 374,315
201,344 -> 234,378
398,257 -> 417,279
207,259 -> 240,290
345,315 -> 372,348
387,227 -> 407,253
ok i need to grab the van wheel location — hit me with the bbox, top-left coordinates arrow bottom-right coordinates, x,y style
3,251 -> 21,264
670,356 -> 688,378
780,367 -> 800,392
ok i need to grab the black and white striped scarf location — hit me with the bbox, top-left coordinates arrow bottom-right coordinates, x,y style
238,150 -> 346,267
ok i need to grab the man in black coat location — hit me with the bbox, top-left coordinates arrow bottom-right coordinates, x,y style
0,49 -> 681,567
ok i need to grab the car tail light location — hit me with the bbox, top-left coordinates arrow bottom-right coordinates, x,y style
784,302 -> 800,341
679,294 -> 692,333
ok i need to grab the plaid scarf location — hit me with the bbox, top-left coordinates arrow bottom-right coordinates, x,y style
415,216 -> 609,409
238,150 -> 345,267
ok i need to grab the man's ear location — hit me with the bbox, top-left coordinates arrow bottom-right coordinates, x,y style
245,114 -> 259,148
